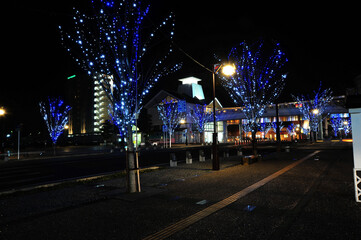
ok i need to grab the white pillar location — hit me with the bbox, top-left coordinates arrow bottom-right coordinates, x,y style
349,108 -> 361,202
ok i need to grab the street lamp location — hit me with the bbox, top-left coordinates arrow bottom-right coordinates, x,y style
221,64 -> 236,76
212,63 -> 236,170
0,107 -> 5,159
311,108 -> 319,142
312,109 -> 319,115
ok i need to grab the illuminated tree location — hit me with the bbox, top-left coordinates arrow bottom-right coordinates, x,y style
271,121 -> 284,133
189,104 -> 213,144
258,123 -> 268,139
157,99 -> 185,148
330,115 -> 351,139
219,41 -> 287,154
39,97 -> 71,154
292,85 -> 333,141
59,0 -> 180,192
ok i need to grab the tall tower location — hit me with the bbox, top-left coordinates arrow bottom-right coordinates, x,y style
66,75 -> 93,136
177,76 -> 205,100
93,74 -> 113,133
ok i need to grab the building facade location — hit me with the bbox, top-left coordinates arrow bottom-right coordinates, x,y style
66,74 -> 114,144
66,75 -> 93,137
93,74 -> 113,133
144,77 -> 350,144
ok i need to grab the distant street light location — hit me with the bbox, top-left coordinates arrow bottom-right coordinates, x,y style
0,107 -> 5,159
311,108 -> 319,141
212,63 -> 236,170
312,109 -> 319,115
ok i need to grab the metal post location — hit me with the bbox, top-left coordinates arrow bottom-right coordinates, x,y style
17,129 -> 20,160
212,69 -> 219,170
275,103 -> 281,151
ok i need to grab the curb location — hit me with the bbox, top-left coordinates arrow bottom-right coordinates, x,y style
0,166 -> 160,197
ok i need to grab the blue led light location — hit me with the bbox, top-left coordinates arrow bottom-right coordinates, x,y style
219,40 -> 287,132
39,97 -> 71,144
59,0 -> 180,140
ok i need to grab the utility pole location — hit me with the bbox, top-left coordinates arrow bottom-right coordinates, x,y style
275,103 -> 281,151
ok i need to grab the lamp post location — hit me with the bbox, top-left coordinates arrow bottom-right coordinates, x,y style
0,107 -> 6,159
212,64 -> 235,170
311,108 -> 319,142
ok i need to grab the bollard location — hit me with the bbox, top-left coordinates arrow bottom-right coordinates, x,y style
186,151 -> 192,164
243,155 -> 250,165
243,155 -> 257,165
199,150 -> 205,162
170,153 -> 177,167
223,149 -> 229,159
285,145 -> 290,153
237,148 -> 243,156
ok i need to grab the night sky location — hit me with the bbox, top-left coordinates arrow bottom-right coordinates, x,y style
3,1 -> 361,134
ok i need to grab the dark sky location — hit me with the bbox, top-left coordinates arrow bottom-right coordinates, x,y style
2,1 -> 361,134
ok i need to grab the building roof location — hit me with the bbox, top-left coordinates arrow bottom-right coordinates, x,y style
143,89 -> 205,109
178,76 -> 202,85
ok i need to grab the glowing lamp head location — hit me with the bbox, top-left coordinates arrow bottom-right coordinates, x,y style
179,119 -> 186,124
0,108 -> 5,116
312,109 -> 319,115
221,64 -> 236,76
343,121 -> 348,125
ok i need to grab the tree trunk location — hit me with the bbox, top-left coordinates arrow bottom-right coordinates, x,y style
169,131 -> 172,148
251,130 -> 257,155
53,143 -> 56,156
126,125 -> 139,193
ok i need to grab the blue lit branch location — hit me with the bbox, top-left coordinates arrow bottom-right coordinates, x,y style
59,0 -> 181,138
189,104 -> 213,143
292,84 -> 333,133
39,97 -> 71,144
219,40 -> 287,132
157,99 -> 185,147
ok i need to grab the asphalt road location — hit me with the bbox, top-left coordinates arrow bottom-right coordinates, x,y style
1,147 -> 359,240
0,153 -> 125,192
0,145 -> 255,193
1,141 -> 348,193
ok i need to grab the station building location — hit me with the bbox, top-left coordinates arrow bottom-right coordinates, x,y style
144,76 -> 350,144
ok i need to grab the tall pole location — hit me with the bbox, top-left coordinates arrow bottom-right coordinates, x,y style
212,67 -> 219,170
275,103 -> 281,151
17,129 -> 20,160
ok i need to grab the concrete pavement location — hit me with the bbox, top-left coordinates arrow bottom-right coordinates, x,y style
0,148 -> 360,240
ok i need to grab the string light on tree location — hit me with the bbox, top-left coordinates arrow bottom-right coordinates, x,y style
39,97 -> 71,153
219,40 -> 288,154
59,0 -> 180,138
292,83 -> 333,141
157,99 -> 185,148
59,0 -> 180,193
189,104 -> 213,144
330,115 -> 351,138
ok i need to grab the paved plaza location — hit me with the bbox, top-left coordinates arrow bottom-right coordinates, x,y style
1,148 -> 360,239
